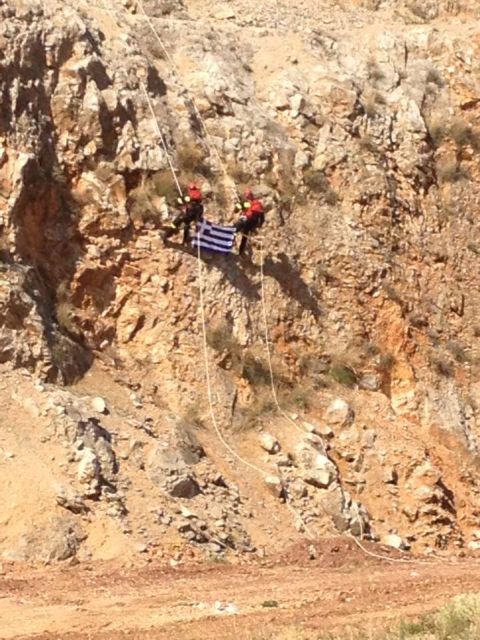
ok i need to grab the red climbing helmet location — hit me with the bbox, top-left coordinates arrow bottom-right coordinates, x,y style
243,187 -> 254,201
250,199 -> 264,214
188,183 -> 203,202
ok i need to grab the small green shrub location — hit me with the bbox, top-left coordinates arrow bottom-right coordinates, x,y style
362,90 -> 386,118
56,300 -> 81,336
128,170 -> 178,225
450,118 -> 480,150
382,283 -> 403,304
176,140 -> 211,176
437,161 -> 469,184
367,59 -> 385,83
298,354 -> 329,376
428,120 -> 448,147
432,356 -> 455,377
446,340 -> 469,363
358,135 -> 379,153
206,321 -> 235,352
298,354 -> 331,390
318,594 -> 480,639
206,321 -> 242,371
258,594 -> 480,640
377,352 -> 396,372
325,188 -> 339,206
55,282 -> 82,337
179,403 -> 205,431
407,0 -> 439,21
227,162 -> 252,185
304,169 -> 329,192
434,594 -> 480,639
304,170 -> 338,204
329,364 -> 358,388
151,171 -> 180,200
426,68 -> 444,88
241,351 -> 272,386
279,384 -> 312,411
138,22 -> 167,58
261,600 -> 279,608
213,182 -> 230,212
235,392 -> 277,431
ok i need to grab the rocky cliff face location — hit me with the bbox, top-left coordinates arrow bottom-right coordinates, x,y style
1,0 -> 480,562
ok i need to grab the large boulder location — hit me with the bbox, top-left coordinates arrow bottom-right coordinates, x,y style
147,431 -> 205,498
302,454 -> 336,489
325,399 -> 355,429
259,432 -> 281,454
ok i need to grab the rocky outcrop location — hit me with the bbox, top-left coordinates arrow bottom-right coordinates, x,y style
0,0 -> 480,560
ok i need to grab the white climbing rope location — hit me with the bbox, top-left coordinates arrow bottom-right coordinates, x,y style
88,0 -> 478,564
257,239 -> 478,563
196,241 -> 269,478
135,0 -> 239,213
258,239 -> 306,436
136,0 -> 178,72
347,502 -> 474,567
96,0 -> 183,198
125,0 -> 317,541
140,80 -> 183,198
101,0 -> 259,474
196,241 -> 318,540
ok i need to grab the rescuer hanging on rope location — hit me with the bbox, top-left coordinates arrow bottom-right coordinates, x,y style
234,188 -> 265,256
163,183 -> 204,245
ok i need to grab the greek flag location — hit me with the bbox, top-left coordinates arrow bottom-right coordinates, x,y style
192,219 -> 236,254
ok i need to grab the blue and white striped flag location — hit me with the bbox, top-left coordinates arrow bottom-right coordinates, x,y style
192,219 -> 236,254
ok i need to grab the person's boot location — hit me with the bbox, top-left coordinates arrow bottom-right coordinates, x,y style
162,223 -> 177,244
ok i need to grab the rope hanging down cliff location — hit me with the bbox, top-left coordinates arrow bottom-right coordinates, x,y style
98,0 -> 318,541
135,0 -> 239,213
140,82 -> 183,198
258,239 -> 307,436
91,0 -> 480,565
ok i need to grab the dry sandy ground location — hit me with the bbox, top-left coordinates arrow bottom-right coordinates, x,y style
2,539 -> 480,640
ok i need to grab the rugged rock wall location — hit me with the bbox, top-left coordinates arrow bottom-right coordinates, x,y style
1,0 -> 480,561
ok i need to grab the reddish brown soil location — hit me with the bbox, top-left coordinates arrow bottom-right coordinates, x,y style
2,539 -> 480,640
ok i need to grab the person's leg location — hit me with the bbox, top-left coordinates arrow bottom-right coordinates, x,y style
235,218 -> 250,254
239,234 -> 248,255
163,213 -> 185,241
182,223 -> 191,244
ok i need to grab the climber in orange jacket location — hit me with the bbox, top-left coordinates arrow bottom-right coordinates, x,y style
234,188 -> 265,255
163,183 -> 204,244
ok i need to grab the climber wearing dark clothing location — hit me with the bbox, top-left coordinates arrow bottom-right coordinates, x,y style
234,188 -> 265,255
163,183 -> 204,244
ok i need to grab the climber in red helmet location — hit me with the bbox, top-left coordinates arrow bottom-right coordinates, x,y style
234,187 -> 265,255
163,183 -> 204,245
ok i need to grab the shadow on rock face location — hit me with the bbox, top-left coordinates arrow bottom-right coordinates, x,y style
162,240 -> 323,315
0,262 -> 93,384
262,252 -> 323,317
